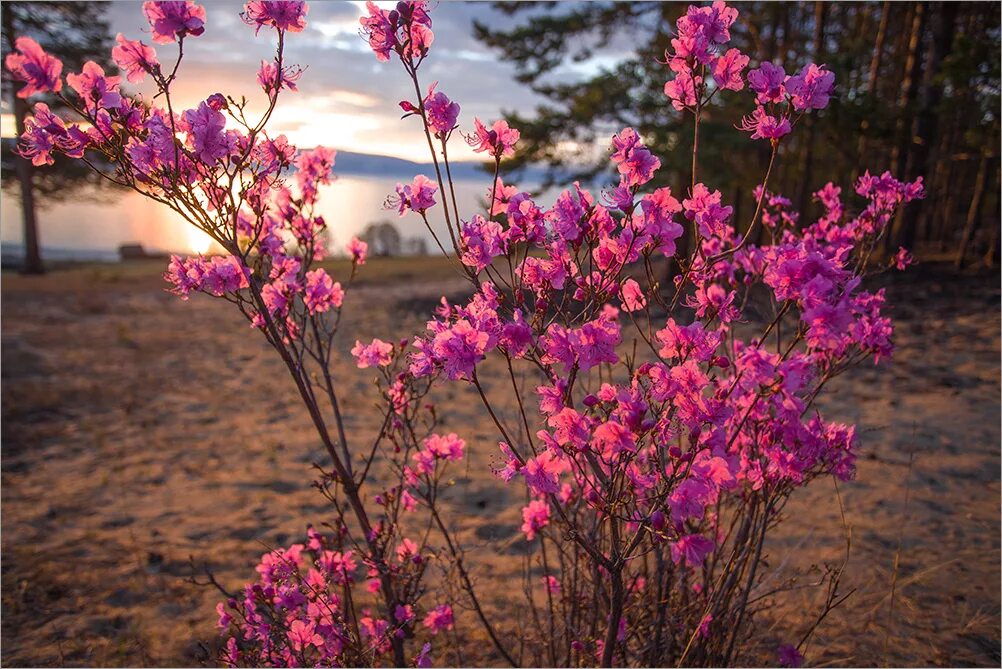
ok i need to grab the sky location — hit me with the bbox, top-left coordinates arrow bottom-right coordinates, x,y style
1,1 -> 640,163
97,0 -> 573,163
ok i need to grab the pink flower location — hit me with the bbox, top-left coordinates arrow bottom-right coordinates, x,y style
520,500 -> 550,540
423,82 -> 460,136
739,106 -> 791,141
359,1 -> 397,62
352,338 -> 393,368
423,432 -> 465,461
215,602 -> 232,629
303,269 -> 343,314
610,127 -> 661,186
786,63 -> 834,111
428,319 -> 492,380
394,175 -> 438,215
5,37 -> 63,98
396,537 -> 419,562
712,48 -> 748,91
346,237 -> 368,265
142,1 -> 206,44
16,103 -> 89,166
422,604 -> 453,635
620,278 -> 647,312
460,215 -> 504,272
664,70 -> 699,111
257,60 -> 303,94
522,452 -> 561,495
542,575 -> 561,594
243,1 -> 308,34
891,247 -> 914,271
591,420 -> 637,459
747,61 -> 787,104
66,61 -> 122,112
294,146 -> 337,204
359,1 -> 433,63
112,34 -> 159,84
467,118 -> 520,158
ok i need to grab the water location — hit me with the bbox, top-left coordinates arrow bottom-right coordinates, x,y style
0,174 -> 546,261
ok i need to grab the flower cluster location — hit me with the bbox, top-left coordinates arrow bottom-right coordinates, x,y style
216,527 -> 448,667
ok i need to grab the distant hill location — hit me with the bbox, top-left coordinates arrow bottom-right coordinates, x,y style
332,150 -> 559,183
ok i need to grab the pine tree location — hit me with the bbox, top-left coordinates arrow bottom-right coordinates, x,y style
1,2 -> 117,274
474,1 -> 1000,259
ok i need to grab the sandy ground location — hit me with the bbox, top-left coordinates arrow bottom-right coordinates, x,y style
1,258 -> 998,667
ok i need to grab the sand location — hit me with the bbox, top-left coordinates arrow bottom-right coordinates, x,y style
1,258 -> 998,667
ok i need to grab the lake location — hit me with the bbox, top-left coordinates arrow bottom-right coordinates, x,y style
0,173 -> 551,262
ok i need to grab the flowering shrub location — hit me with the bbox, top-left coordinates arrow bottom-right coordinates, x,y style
8,1 -> 922,666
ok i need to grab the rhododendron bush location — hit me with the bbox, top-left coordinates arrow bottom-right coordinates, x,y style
8,1 -> 924,667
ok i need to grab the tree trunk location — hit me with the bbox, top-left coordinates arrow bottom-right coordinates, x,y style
955,152 -> 989,269
3,7 -> 44,275
896,1 -> 958,250
796,1 -> 828,215
12,96 -> 43,274
984,169 -> 1000,266
854,0 -> 890,181
885,0 -> 927,254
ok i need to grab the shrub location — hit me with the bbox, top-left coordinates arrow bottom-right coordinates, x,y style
7,1 -> 922,666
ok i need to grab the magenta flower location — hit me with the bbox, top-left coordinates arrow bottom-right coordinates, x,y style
422,604 -> 453,635
683,1 -> 738,45
467,118 -> 520,159
414,643 -> 433,668
777,644 -> 804,668
112,34 -> 159,84
739,106 -> 791,141
786,63 -> 835,111
351,338 -> 393,368
303,269 -> 343,314
670,534 -> 716,568
431,319 -> 491,380
4,37 -> 63,98
16,103 -> 89,166
242,1 -> 308,35
142,1 -> 206,44
747,61 -> 787,104
460,215 -> 504,272
181,100 -> 230,164
394,174 -> 438,215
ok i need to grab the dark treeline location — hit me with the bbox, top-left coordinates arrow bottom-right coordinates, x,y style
476,1 -> 1001,266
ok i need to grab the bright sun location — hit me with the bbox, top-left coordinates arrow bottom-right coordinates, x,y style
186,227 -> 213,255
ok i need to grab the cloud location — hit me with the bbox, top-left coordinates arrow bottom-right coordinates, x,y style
102,0 -> 548,162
